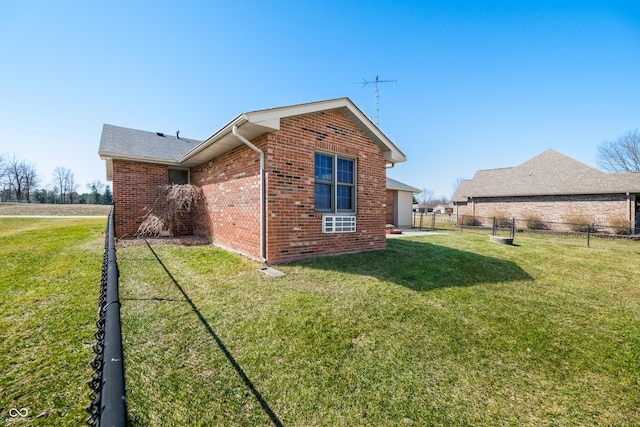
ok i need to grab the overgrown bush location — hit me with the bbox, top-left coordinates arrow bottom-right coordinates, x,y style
608,215 -> 632,235
490,211 -> 512,228
523,213 -> 547,230
137,184 -> 204,237
458,215 -> 481,226
563,213 -> 592,232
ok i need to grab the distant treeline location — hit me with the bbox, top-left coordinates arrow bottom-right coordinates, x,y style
0,153 -> 111,204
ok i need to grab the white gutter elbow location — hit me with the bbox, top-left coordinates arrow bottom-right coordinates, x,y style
232,125 -> 266,263
232,125 -> 263,158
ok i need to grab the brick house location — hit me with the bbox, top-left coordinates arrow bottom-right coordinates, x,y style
451,149 -> 640,232
99,98 -> 407,264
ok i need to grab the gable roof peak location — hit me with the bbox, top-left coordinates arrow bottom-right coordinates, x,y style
517,149 -> 605,176
451,148 -> 632,201
181,97 -> 406,167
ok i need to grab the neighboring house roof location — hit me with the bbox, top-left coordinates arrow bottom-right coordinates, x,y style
452,149 -> 640,202
433,203 -> 453,210
386,177 -> 421,193
99,98 -> 407,180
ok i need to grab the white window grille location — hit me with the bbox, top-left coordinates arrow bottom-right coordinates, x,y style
322,215 -> 356,233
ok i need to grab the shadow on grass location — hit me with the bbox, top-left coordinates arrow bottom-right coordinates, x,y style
297,238 -> 532,290
144,240 -> 284,427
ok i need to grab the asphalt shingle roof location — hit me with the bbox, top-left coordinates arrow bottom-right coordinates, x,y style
386,177 -> 421,193
99,124 -> 200,163
452,149 -> 640,201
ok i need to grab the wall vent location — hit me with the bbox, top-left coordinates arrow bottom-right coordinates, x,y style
322,215 -> 356,233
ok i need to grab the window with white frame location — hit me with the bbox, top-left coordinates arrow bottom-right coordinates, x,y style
314,152 -> 355,213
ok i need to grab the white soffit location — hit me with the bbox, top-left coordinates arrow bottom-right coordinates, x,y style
179,119 -> 276,167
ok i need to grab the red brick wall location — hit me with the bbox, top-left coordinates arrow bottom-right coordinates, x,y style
264,110 -> 387,264
190,139 -> 264,260
386,189 -> 395,225
112,160 -> 194,238
112,109 -> 389,263
112,160 -> 167,238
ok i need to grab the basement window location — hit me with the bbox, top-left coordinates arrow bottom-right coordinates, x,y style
168,169 -> 189,185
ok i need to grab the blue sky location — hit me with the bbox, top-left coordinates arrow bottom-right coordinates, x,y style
1,1 -> 639,199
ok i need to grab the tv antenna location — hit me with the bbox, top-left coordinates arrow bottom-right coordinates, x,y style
354,75 -> 397,127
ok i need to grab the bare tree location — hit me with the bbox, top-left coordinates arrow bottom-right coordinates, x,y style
417,188 -> 434,211
52,166 -> 77,203
22,162 -> 39,203
596,130 -> 640,173
0,153 -> 6,182
5,155 -> 24,200
53,166 -> 68,203
137,184 -> 204,237
0,154 -> 6,199
65,171 -> 78,204
451,176 -> 466,195
4,155 -> 38,202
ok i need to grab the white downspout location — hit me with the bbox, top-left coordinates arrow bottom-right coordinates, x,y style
232,125 -> 266,263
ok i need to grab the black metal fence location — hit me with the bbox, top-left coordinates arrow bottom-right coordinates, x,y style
87,208 -> 127,426
457,214 -> 638,237
412,212 -> 640,248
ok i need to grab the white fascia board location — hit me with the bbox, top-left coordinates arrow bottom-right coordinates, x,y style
387,185 -> 422,193
178,113 -> 280,166
252,97 -> 407,163
179,114 -> 247,163
104,158 -> 113,181
99,154 -> 179,182
98,152 -> 181,166
338,99 -> 407,164
383,150 -> 407,163
178,97 -> 407,165
245,98 -> 350,123
242,111 -> 281,130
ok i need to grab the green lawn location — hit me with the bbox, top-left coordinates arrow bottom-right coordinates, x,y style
118,232 -> 640,426
2,219 -> 639,426
0,217 -> 105,425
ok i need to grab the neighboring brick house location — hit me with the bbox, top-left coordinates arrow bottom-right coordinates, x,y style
451,149 -> 640,232
99,98 -> 407,264
385,177 -> 420,228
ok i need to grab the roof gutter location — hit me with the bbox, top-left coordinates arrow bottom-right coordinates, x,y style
232,125 -> 266,263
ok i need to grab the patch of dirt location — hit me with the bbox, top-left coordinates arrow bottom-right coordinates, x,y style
117,235 -> 211,248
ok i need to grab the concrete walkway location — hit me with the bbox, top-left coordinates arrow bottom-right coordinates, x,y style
386,229 -> 448,238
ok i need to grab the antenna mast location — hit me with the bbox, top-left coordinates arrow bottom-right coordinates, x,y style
354,75 -> 397,127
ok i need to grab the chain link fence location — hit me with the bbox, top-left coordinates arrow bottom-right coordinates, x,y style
87,208 -> 127,426
412,211 -> 640,250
